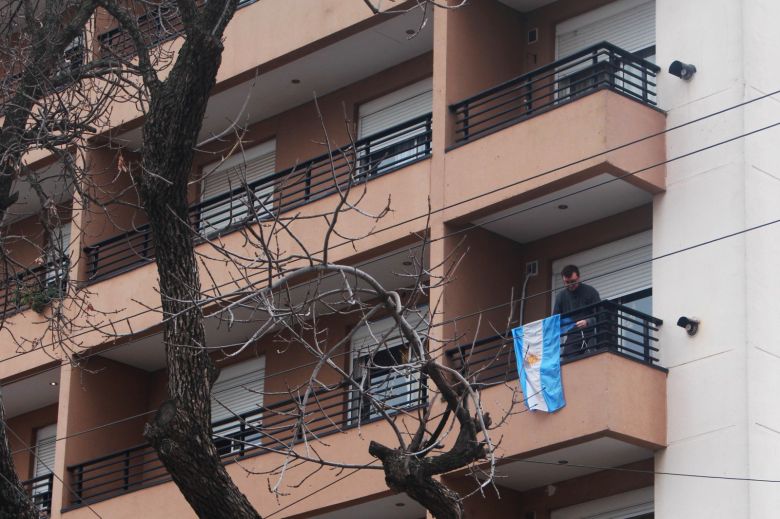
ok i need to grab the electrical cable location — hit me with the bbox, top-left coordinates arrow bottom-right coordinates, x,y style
4,95 -> 780,472
5,207 -> 780,455
2,98 -> 779,366
2,419 -> 103,518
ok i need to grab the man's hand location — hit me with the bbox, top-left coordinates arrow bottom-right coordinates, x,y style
575,319 -> 588,329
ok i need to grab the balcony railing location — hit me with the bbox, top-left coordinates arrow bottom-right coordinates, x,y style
83,113 -> 433,282
446,300 -> 663,386
67,377 -> 426,506
0,257 -> 69,316
21,473 -> 54,515
0,41 -> 85,106
449,41 -> 661,145
97,0 -> 256,59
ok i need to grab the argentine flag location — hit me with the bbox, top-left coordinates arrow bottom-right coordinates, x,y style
512,315 -> 572,413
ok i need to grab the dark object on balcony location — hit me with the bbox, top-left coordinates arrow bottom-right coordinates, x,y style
668,60 -> 697,80
676,316 -> 700,336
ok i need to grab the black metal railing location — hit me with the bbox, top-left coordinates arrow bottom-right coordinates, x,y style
449,42 -> 661,144
67,376 -> 426,506
83,113 -> 432,282
21,473 -> 54,514
446,300 -> 663,386
97,0 -> 256,59
0,40 -> 85,107
0,257 -> 69,316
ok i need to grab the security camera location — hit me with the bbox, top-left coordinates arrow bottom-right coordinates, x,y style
668,60 -> 697,80
676,316 -> 700,336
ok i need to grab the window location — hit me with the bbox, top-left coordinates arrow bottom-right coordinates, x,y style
200,140 -> 276,235
349,308 -> 428,424
551,487 -> 653,519
211,357 -> 265,455
45,221 -> 70,288
552,231 -> 653,358
33,424 -> 57,478
31,423 -> 56,509
555,0 -> 656,102
356,78 -> 432,177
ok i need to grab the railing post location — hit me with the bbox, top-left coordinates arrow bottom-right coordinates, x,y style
643,318 -> 651,363
75,465 -> 84,503
123,450 -> 130,491
462,105 -> 469,142
141,230 -> 152,260
425,115 -> 432,156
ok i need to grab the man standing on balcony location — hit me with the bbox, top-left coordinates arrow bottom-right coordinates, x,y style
553,265 -> 601,356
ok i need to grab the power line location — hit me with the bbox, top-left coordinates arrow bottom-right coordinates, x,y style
2,95 -> 780,463
5,209 -> 780,451
2,419 -> 103,518
508,457 -> 780,484
2,98 -> 778,366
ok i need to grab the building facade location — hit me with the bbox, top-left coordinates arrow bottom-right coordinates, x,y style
2,0 -> 779,517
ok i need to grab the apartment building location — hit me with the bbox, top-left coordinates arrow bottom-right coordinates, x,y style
2,0 -> 778,517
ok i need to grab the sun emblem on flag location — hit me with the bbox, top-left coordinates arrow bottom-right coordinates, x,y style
525,352 -> 540,366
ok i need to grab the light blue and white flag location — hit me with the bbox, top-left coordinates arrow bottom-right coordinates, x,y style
512,315 -> 573,413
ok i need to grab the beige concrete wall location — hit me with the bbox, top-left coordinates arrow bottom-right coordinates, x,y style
440,224 -> 524,354
61,357 -> 152,506
481,353 -> 666,456
442,90 -> 665,225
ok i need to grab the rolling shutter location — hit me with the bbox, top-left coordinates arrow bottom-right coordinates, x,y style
556,0 -> 655,57
34,424 -> 57,477
351,306 -> 429,360
211,356 -> 265,423
201,140 -> 276,233
358,78 -> 432,139
551,231 -> 652,304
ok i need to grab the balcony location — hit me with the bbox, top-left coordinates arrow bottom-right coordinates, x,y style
83,114 -> 432,282
449,42 -> 661,145
0,257 -> 69,317
96,0 -> 254,60
21,473 -> 54,516
446,300 -> 663,385
66,376 -> 427,507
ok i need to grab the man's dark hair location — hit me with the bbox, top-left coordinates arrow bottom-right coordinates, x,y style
561,264 -> 580,278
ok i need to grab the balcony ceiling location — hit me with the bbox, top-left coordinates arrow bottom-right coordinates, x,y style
6,161 -> 73,224
472,174 -> 652,244
2,366 -> 60,418
497,0 -> 557,13
99,243 -> 428,371
308,492 -> 425,519
116,8 -> 433,149
498,436 -> 653,491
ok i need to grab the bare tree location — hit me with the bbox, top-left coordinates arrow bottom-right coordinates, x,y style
0,1 -> 510,518
0,0 -> 123,515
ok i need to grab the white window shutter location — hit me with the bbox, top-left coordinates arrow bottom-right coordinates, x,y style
211,357 -> 265,424
556,0 -> 655,57
201,140 -> 276,233
34,424 -> 57,477
358,78 -> 433,139
551,231 -> 652,304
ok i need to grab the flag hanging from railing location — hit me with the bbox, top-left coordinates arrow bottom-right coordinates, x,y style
512,315 -> 573,413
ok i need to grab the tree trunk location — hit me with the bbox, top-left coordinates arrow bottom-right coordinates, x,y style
137,24 -> 260,519
368,441 -> 464,519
